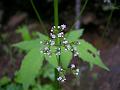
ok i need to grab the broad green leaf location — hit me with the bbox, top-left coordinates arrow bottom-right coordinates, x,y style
65,29 -> 84,42
45,54 -> 58,68
45,46 -> 58,68
0,76 -> 11,86
15,48 -> 44,90
76,39 -> 109,71
41,64 -> 55,81
35,32 -> 49,40
61,47 -> 72,69
16,25 -> 31,41
12,38 -> 47,51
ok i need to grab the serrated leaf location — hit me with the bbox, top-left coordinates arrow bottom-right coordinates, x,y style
15,48 -> 44,90
12,38 -> 47,51
61,47 -> 72,69
16,25 -> 31,41
65,29 -> 84,42
76,39 -> 109,71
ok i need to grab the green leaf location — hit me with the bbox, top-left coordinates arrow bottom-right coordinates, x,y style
45,54 -> 58,68
15,48 -> 44,90
61,47 -> 72,69
65,29 -> 84,42
45,46 -> 58,68
76,39 -> 109,71
42,64 -> 55,81
0,76 -> 11,86
12,38 -> 47,51
16,25 -> 31,41
35,32 -> 49,40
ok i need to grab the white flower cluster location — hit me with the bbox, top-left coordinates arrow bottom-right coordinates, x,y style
57,66 -> 63,72
40,25 -> 81,82
57,76 -> 66,82
51,24 -> 66,33
56,66 -> 66,82
55,48 -> 61,56
70,64 -> 80,76
40,46 -> 51,56
40,24 -> 81,57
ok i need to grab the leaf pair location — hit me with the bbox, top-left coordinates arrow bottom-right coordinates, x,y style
13,29 -> 109,90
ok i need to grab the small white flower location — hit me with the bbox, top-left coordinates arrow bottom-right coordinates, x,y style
57,32 -> 64,37
61,24 -> 66,30
56,51 -> 61,56
61,79 -> 65,82
57,66 -> 63,72
51,29 -> 54,32
40,41 -> 42,44
40,50 -> 43,53
57,77 -> 62,81
50,40 -> 55,46
75,72 -> 79,75
76,69 -> 79,72
44,47 -> 49,50
65,48 -> 67,51
50,33 -> 56,39
63,38 -> 66,40
71,64 -> 75,69
57,48 -> 60,51
74,52 -> 79,56
53,26 -> 56,28
63,40 -> 68,44
61,78 -> 66,82
66,45 -> 71,50
58,26 -> 60,29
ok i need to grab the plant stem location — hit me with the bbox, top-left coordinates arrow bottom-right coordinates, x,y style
54,0 -> 60,90
30,0 -> 48,35
102,0 -> 116,38
54,0 -> 59,31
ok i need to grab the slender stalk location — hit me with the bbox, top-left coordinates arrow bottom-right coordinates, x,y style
54,0 -> 59,31
30,0 -> 48,35
102,0 -> 116,38
53,0 -> 60,90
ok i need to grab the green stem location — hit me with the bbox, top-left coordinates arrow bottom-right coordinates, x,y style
54,0 -> 59,31
102,0 -> 116,38
54,69 -> 60,90
53,0 -> 60,89
30,0 -> 48,35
